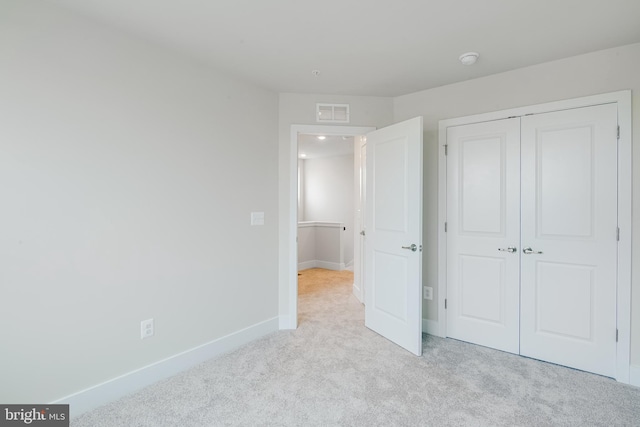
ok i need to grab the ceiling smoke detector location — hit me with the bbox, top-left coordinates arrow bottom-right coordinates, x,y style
459,52 -> 479,65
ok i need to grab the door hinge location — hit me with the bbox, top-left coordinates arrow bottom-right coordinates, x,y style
444,222 -> 448,232
444,145 -> 448,155
616,227 -> 620,241
617,125 -> 620,140
444,299 -> 447,309
616,329 -> 619,342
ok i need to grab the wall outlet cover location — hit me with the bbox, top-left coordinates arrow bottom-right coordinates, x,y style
141,318 -> 154,339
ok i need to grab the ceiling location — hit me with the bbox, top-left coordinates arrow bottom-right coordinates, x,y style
47,0 -> 640,97
298,135 -> 354,159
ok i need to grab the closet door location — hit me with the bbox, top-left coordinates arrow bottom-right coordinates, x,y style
446,118 -> 521,354
520,104 -> 618,377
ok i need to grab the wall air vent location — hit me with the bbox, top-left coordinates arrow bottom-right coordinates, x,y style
316,103 -> 350,123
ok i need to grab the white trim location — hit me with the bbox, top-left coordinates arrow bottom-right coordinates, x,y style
279,315 -> 293,330
422,319 -> 442,336
315,261 -> 345,270
630,365 -> 640,388
437,90 -> 632,383
438,91 -> 631,128
286,125 -> 376,331
298,260 -> 345,271
352,283 -> 363,302
437,122 -> 448,338
352,135 -> 366,304
54,317 -> 279,418
298,260 -> 317,270
298,221 -> 343,228
615,91 -> 632,384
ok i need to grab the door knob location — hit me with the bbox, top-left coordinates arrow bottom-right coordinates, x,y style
523,247 -> 543,255
498,247 -> 517,253
360,230 -> 366,236
402,244 -> 418,252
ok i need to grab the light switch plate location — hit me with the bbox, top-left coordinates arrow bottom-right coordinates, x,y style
251,211 -> 265,226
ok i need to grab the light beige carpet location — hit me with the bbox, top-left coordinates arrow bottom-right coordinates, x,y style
298,267 -> 354,295
72,268 -> 640,426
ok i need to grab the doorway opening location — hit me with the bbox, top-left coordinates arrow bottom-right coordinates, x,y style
297,134 -> 356,273
296,133 -> 361,326
287,125 -> 375,329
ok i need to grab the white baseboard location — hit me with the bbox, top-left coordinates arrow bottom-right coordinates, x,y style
298,260 -> 345,271
417,320 -> 639,386
298,260 -> 316,270
316,260 -> 344,270
53,316 -> 279,419
352,284 -> 363,303
630,364 -> 640,387
418,321 -> 639,386
279,314 -> 295,330
422,319 -> 442,337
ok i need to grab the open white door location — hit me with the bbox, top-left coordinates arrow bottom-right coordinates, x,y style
364,117 -> 423,355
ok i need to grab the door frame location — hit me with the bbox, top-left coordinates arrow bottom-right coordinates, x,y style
286,125 -> 375,330
353,136 -> 367,303
437,90 -> 632,383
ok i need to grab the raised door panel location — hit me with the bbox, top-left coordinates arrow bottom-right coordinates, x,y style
520,104 -> 618,377
446,118 -> 520,354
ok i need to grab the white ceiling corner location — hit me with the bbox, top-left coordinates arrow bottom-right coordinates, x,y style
45,0 -> 640,97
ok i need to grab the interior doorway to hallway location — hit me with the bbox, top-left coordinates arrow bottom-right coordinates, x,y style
297,133 -> 356,271
290,117 -> 424,355
287,125 -> 374,329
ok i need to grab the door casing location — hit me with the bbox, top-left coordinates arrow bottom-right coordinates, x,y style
353,136 -> 367,303
437,91 -> 632,383
285,125 -> 375,330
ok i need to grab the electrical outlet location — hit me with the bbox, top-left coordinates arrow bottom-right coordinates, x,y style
140,318 -> 154,339
423,286 -> 433,300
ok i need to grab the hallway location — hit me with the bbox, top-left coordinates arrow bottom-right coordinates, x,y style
297,268 -> 359,327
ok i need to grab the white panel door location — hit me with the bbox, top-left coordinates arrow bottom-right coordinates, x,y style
520,104 -> 618,377
364,117 -> 423,356
446,118 -> 521,353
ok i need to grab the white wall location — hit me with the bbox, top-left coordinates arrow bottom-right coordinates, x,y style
297,223 -> 315,267
393,43 -> 640,368
279,93 -> 394,323
0,0 -> 279,405
301,154 -> 355,266
297,222 -> 344,270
